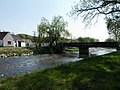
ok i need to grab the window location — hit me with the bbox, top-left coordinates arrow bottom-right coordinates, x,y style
8,41 -> 11,45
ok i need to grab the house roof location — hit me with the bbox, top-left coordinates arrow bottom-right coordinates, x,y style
0,32 -> 9,40
12,35 -> 23,41
22,39 -> 32,43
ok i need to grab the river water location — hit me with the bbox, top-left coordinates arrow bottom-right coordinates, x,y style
0,48 -> 116,78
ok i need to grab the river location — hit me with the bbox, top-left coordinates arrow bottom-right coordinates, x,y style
0,48 -> 116,78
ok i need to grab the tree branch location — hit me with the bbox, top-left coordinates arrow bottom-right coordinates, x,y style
105,1 -> 120,4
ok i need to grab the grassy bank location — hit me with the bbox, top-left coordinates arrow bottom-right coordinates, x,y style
65,47 -> 79,52
0,51 -> 120,89
0,47 -> 33,57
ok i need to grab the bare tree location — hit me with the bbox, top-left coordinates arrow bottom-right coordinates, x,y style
70,0 -> 120,25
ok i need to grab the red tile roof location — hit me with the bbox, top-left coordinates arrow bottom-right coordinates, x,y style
0,32 -> 9,40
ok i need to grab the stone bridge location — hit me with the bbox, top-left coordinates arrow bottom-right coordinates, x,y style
63,42 -> 120,57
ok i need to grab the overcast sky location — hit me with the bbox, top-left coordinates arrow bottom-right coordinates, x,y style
0,0 -> 109,41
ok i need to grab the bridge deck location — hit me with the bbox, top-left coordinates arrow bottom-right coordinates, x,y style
63,42 -> 119,48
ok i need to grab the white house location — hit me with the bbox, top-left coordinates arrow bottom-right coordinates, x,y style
0,32 -> 14,47
0,32 -> 26,47
22,39 -> 34,47
12,35 -> 26,47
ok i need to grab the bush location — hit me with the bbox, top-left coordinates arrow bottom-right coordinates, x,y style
52,43 -> 64,54
33,46 -> 50,54
33,43 -> 64,54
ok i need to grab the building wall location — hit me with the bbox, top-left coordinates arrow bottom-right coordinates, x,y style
0,40 -> 3,46
3,33 -> 14,47
22,39 -> 34,47
14,41 -> 26,47
13,41 -> 17,47
21,42 -> 26,47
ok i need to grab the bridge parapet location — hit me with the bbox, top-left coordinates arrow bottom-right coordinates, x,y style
63,42 -> 119,48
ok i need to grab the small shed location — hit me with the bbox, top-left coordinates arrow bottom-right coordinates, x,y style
22,39 -> 34,47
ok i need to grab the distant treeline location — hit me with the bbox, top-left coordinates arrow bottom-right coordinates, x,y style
17,34 -> 33,41
17,33 -> 100,43
70,37 -> 99,43
17,33 -> 116,43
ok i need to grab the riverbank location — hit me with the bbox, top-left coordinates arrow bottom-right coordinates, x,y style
0,51 -> 120,89
0,47 -> 33,58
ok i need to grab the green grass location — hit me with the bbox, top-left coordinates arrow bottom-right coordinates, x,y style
65,47 -> 79,52
0,47 -> 33,56
0,51 -> 120,89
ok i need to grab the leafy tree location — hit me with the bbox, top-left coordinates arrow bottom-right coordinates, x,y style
77,37 -> 99,42
36,16 -> 71,53
70,0 -> 120,42
18,34 -> 25,39
106,16 -> 120,41
70,0 -> 120,25
48,16 -> 70,47
18,34 -> 33,41
105,38 -> 115,42
25,35 -> 33,40
37,17 -> 50,46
